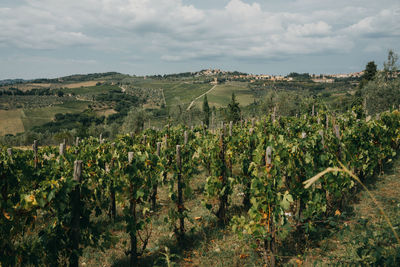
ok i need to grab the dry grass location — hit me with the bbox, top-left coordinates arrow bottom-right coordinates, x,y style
95,108 -> 117,117
0,109 -> 25,135
78,167 -> 262,266
302,159 -> 400,265
1,81 -> 103,91
62,81 -> 102,88
9,83 -> 53,91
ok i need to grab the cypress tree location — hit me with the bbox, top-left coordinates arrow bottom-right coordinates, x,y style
228,92 -> 241,123
203,94 -> 210,127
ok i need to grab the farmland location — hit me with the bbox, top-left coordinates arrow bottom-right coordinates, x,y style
21,101 -> 90,130
1,110 -> 399,266
0,71 -> 363,139
0,109 -> 25,135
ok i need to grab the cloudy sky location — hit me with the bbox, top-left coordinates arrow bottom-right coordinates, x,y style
1,0 -> 399,79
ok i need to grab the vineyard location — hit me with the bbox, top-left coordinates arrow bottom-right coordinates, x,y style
1,109 -> 400,266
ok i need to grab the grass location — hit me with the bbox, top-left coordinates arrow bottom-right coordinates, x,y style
205,82 -> 255,108
88,157 -> 400,267
61,84 -> 120,96
128,79 -> 213,108
79,168 -> 264,266
95,108 -> 117,117
21,101 -> 89,130
301,158 -> 400,265
0,109 -> 25,135
61,81 -> 102,88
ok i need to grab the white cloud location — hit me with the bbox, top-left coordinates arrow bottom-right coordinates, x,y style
287,21 -> 332,37
0,0 -> 399,76
344,8 -> 400,38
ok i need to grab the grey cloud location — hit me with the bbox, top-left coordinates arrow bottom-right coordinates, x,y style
0,0 -> 399,78
343,8 -> 400,38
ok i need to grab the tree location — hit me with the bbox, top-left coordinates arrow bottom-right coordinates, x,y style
122,108 -> 147,134
363,61 -> 377,81
355,61 -> 378,110
383,49 -> 399,80
358,61 -> 377,90
227,92 -> 241,123
203,94 -> 210,127
363,50 -> 400,114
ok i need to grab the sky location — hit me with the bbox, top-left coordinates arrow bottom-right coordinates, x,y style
0,0 -> 399,79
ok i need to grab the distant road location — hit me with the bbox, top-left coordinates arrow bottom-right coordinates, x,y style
186,84 -> 217,111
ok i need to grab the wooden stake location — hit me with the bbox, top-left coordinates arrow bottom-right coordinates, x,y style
33,140 -> 38,168
334,125 -> 340,140
128,152 -> 134,164
176,145 -> 185,240
70,160 -> 82,267
325,115 -> 329,129
184,131 -> 188,145
266,146 -> 272,165
59,143 -> 65,156
156,142 -> 161,156
318,130 -> 324,147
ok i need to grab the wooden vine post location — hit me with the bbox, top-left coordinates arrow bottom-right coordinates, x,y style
243,127 -> 254,210
264,146 -> 276,267
216,130 -> 228,224
150,142 -> 161,211
127,151 -> 139,267
184,131 -> 188,145
211,111 -> 215,133
272,107 -> 276,123
176,145 -> 185,241
334,124 -> 341,160
75,137 -> 80,154
106,144 -> 116,221
70,160 -> 82,267
7,148 -> 12,157
32,140 -> 38,168
229,121 -> 233,137
295,133 -> 307,222
162,133 -> 170,193
59,143 -> 65,167
59,143 -> 65,156
318,130 -> 324,147
325,115 -> 329,129
143,135 -> 147,145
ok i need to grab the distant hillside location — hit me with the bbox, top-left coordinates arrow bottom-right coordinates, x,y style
31,72 -> 128,84
0,69 -> 361,139
0,79 -> 28,86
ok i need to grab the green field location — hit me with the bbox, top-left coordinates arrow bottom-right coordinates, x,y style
21,101 -> 89,130
164,83 -> 213,107
131,79 -> 213,108
61,84 -> 120,96
134,79 -> 256,109
194,82 -> 255,108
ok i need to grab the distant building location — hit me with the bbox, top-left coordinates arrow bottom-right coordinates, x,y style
210,77 -> 218,84
312,78 -> 334,83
